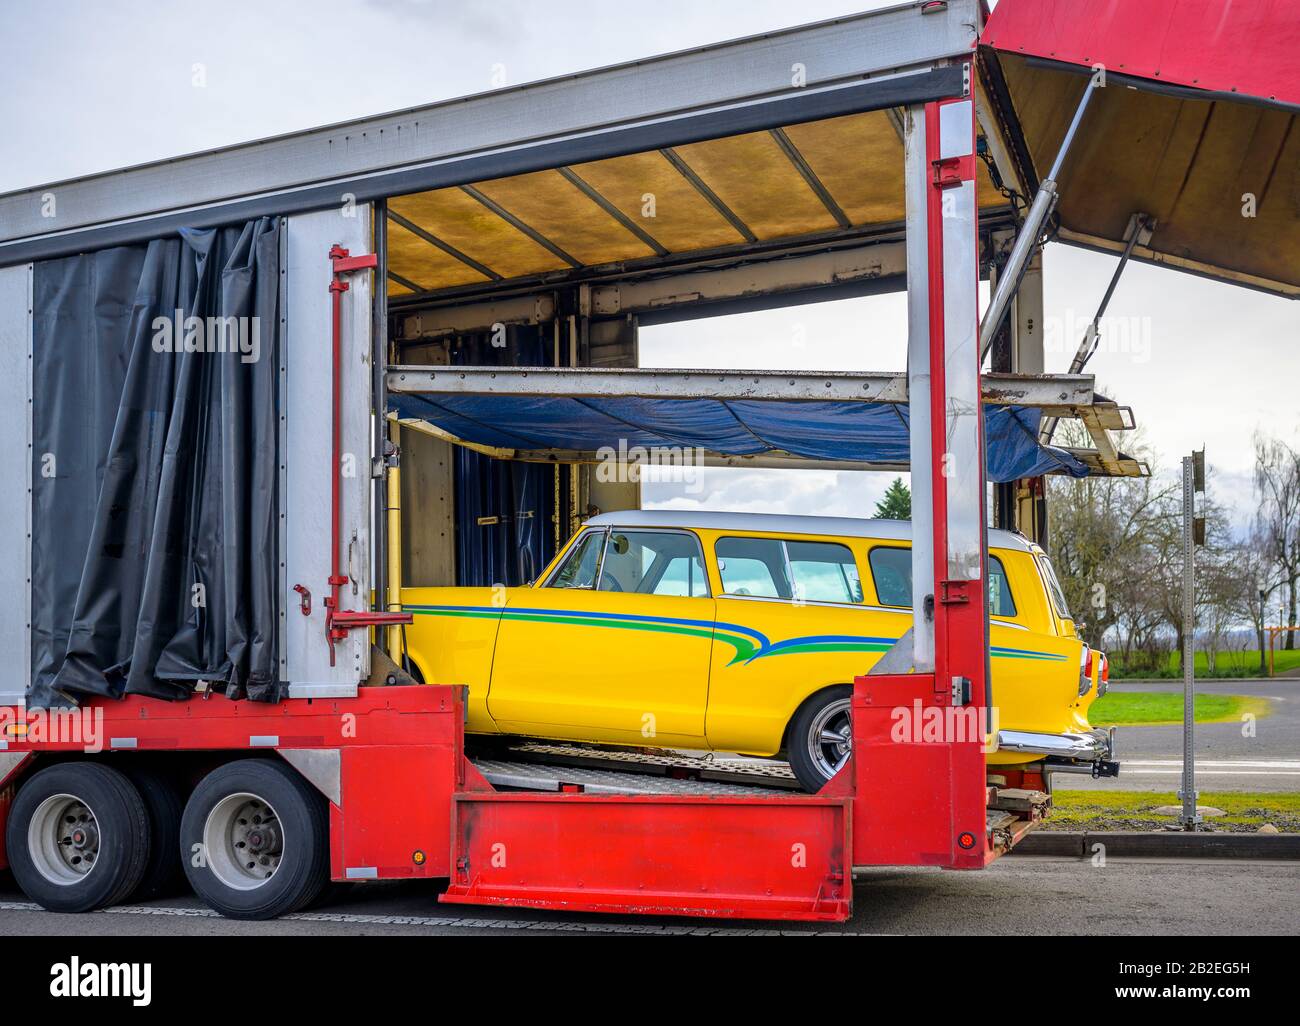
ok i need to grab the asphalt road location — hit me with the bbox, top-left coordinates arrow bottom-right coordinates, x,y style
1067,679 -> 1300,793
2,857 -> 1296,936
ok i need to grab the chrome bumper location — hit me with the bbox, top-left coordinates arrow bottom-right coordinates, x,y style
997,727 -> 1114,762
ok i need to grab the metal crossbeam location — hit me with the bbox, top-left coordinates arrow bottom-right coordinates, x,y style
387,365 -> 1105,414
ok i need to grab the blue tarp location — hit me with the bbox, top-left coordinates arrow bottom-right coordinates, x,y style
389,393 -> 1089,483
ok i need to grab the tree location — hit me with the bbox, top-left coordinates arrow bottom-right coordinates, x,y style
1230,522 -> 1283,673
1046,421 -> 1176,653
1254,432 -> 1300,649
873,477 -> 911,520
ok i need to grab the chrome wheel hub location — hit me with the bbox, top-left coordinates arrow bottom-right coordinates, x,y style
807,699 -> 853,782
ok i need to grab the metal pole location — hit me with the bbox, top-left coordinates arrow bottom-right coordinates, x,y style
1179,455 -> 1199,829
372,200 -> 389,629
979,79 -> 1099,362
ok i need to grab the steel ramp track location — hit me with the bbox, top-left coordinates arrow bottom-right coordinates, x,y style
470,757 -> 789,796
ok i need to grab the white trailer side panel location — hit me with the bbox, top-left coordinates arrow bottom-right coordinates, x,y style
0,265 -> 32,708
283,208 -> 373,696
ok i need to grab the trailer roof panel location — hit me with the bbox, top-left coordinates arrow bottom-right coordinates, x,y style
981,0 -> 1300,297
379,105 -> 1018,299
0,1 -> 986,264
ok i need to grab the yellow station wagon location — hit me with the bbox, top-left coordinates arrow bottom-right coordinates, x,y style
401,510 -> 1113,792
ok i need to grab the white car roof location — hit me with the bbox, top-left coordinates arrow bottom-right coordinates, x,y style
584,509 -> 1035,553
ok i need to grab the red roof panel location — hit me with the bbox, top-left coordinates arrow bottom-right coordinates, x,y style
982,0 -> 1300,108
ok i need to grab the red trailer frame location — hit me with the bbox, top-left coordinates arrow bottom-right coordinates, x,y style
1,662 -> 1040,923
0,31 -> 1047,923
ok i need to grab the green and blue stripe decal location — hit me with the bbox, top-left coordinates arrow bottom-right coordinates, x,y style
404,604 -> 1067,667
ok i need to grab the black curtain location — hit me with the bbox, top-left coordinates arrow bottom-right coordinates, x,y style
450,329 -> 556,587
29,218 -> 281,708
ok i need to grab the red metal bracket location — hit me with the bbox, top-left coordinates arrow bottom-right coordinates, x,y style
938,579 -> 973,605
331,246 -> 379,276
931,154 -> 974,189
293,584 -> 312,617
325,244 -> 411,667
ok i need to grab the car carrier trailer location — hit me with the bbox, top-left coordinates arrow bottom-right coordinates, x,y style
0,0 -> 1295,922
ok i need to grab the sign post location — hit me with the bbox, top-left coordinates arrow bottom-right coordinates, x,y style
1179,450 -> 1206,830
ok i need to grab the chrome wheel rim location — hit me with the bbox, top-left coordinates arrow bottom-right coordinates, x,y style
806,698 -> 853,781
28,793 -> 100,885
203,793 -> 284,891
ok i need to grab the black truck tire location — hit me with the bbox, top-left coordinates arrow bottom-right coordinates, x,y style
122,763 -> 187,901
787,686 -> 854,793
180,759 -> 328,920
6,761 -> 150,913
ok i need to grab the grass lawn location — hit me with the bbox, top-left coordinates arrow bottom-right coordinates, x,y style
1088,691 -> 1272,726
1048,790 -> 1300,833
1110,648 -> 1300,679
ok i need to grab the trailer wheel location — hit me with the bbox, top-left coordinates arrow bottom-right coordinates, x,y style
123,764 -> 187,901
787,686 -> 853,793
6,762 -> 150,913
181,759 -> 328,920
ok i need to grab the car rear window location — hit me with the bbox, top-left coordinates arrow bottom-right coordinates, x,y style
1035,554 -> 1071,620
868,547 -> 1016,617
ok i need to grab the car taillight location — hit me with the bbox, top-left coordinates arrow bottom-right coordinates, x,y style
1098,652 -> 1110,696
1079,646 -> 1093,696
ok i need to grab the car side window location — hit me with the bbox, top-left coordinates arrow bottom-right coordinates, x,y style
597,531 -> 709,597
868,546 -> 911,607
988,557 -> 1017,617
716,538 -> 789,598
652,555 -> 709,597
786,541 -> 863,604
716,537 -> 862,604
868,546 -> 1017,616
547,530 -> 605,589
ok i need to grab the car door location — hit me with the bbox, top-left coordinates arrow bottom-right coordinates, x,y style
487,527 -> 716,746
705,534 -> 895,755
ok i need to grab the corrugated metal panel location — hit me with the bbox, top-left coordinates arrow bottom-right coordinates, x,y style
473,170 -> 657,266
569,151 -> 743,253
672,131 -> 838,240
389,187 -> 568,280
386,218 -> 490,292
783,111 -> 904,226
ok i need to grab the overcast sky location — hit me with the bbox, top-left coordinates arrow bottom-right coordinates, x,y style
3,0 -> 1296,530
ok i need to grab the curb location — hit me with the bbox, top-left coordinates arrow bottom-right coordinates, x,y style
1011,831 -> 1300,860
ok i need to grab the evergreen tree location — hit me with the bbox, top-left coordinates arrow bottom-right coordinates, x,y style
873,477 -> 911,520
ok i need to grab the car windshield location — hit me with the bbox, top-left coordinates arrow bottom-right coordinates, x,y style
548,530 -> 605,589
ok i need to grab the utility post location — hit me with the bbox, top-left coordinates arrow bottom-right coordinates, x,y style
1179,449 -> 1207,830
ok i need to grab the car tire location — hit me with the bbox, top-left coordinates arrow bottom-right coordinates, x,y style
6,761 -> 150,913
180,759 -> 328,920
122,764 -> 187,901
787,686 -> 854,793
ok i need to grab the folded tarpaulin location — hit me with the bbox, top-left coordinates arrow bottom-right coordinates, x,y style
389,393 -> 1089,483
28,218 -> 282,709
